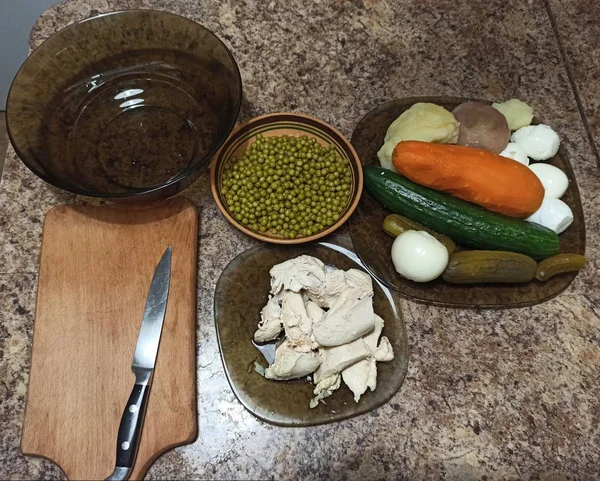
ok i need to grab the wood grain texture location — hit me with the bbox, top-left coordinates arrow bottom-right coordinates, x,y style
21,197 -> 198,480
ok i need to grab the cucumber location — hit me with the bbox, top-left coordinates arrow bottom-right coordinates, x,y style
364,166 -> 559,260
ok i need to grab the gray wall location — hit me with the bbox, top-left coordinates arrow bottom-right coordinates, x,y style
0,0 -> 60,110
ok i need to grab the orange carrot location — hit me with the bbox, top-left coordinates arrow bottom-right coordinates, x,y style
392,141 -> 544,218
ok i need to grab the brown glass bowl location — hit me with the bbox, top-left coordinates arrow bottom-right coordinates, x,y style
6,10 -> 242,201
210,113 -> 363,244
214,236 -> 409,426
349,97 -> 586,308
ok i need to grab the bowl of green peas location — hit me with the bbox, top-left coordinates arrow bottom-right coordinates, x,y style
210,112 -> 363,244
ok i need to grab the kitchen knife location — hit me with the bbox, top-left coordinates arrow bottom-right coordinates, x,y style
106,246 -> 172,481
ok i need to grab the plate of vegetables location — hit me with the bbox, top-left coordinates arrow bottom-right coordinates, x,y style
349,97 -> 586,308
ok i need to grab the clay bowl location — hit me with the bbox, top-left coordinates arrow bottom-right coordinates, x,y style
210,112 -> 363,244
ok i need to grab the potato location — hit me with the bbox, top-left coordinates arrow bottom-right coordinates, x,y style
377,102 -> 459,171
492,99 -> 533,130
452,102 -> 510,154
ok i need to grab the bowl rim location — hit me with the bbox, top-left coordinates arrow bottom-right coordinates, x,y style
6,8 -> 243,199
210,112 -> 364,245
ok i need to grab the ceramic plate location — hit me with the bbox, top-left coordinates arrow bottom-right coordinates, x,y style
349,97 -> 586,308
214,236 -> 409,426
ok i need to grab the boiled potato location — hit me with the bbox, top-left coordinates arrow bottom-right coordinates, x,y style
492,99 -> 533,131
377,103 -> 459,171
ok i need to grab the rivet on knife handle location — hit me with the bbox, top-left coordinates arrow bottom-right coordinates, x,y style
106,246 -> 172,481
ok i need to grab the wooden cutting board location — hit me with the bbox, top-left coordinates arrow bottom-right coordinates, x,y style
21,197 -> 198,480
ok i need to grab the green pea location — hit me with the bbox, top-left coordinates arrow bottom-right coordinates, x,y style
222,133 -> 353,235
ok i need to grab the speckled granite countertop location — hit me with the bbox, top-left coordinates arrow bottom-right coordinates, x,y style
1,0 -> 600,480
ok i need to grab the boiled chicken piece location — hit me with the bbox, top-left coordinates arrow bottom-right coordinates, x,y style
309,373 -> 341,409
307,267 -> 373,309
306,300 -> 325,324
253,294 -> 283,343
264,339 -> 322,381
310,338 -> 370,407
344,268 -> 374,299
270,255 -> 326,295
280,291 -> 313,344
342,315 -> 394,402
312,295 -> 376,347
307,267 -> 347,308
375,336 -> 394,362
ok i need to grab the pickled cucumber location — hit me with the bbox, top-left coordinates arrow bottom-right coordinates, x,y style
382,214 -> 456,254
535,253 -> 586,281
443,250 -> 537,284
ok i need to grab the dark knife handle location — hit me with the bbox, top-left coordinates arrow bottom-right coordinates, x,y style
116,381 -> 149,467
107,370 -> 152,480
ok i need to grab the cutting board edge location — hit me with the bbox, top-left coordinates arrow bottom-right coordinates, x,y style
20,428 -> 199,481
18,450 -> 68,478
130,425 -> 199,480
20,203 -> 65,457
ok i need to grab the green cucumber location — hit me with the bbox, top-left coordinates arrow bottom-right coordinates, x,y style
364,166 -> 559,260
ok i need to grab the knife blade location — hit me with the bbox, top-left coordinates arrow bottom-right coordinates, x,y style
106,246 -> 172,481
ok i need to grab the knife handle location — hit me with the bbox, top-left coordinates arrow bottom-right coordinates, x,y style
110,370 -> 152,479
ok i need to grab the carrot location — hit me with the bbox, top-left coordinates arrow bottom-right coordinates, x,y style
392,141 -> 545,218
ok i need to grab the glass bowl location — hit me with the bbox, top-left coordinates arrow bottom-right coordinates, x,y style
6,10 -> 242,201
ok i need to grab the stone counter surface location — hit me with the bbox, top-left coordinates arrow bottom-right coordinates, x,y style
1,0 -> 599,480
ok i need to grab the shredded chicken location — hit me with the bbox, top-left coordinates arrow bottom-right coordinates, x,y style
253,255 -> 395,406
